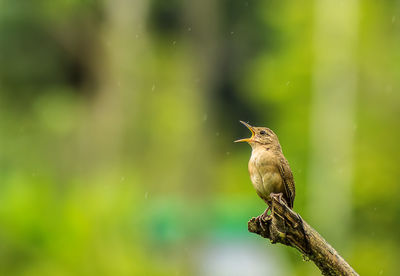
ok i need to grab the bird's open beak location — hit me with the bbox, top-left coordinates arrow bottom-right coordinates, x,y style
234,121 -> 255,143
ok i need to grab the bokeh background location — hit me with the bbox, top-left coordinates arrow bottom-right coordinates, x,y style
1,0 -> 399,275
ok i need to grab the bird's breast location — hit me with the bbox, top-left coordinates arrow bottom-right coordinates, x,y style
248,148 -> 284,201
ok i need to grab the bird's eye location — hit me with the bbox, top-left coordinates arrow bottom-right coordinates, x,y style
260,130 -> 266,135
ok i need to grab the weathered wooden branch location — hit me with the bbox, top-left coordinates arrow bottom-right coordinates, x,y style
248,194 -> 358,276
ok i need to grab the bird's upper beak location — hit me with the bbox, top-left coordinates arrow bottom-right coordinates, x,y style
234,121 -> 255,143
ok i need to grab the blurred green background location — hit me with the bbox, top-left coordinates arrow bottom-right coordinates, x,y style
1,0 -> 399,275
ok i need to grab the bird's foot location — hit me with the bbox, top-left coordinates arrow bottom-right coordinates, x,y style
255,207 -> 272,232
270,192 -> 288,207
255,215 -> 267,232
260,206 -> 271,220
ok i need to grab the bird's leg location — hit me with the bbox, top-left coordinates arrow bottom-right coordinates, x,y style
273,192 -> 288,207
269,193 -> 287,221
255,216 -> 266,232
260,206 -> 271,220
256,215 -> 269,232
256,205 -> 272,232
277,193 -> 284,204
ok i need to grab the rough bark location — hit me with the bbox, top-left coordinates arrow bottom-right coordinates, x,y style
248,194 -> 358,276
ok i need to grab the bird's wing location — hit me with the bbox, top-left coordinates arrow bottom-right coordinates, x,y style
278,156 -> 295,208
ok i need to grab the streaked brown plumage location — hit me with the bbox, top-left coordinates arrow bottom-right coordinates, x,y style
235,121 -> 295,210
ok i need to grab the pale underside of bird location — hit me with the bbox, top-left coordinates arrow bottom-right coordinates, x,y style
235,121 -> 295,215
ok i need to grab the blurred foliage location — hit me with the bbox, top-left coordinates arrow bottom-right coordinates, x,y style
0,0 -> 399,275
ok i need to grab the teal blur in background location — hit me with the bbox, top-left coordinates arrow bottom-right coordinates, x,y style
0,1 -> 399,275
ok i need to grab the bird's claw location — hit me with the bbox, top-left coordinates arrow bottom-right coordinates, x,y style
255,215 -> 267,232
270,192 -> 288,207
261,206 -> 271,220
255,207 -> 272,232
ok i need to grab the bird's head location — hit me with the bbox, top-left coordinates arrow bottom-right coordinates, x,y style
235,121 -> 280,148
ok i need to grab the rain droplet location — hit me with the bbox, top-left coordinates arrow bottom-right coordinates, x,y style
216,132 -> 220,136
226,152 -> 230,155
392,16 -> 396,23
145,192 -> 149,199
172,40 -> 177,45
120,177 -> 125,182
188,27 -> 192,32
230,31 -> 234,35
286,81 -> 291,86
152,84 -> 156,91
203,114 -> 208,121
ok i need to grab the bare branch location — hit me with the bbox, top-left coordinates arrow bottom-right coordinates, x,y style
248,194 -> 358,276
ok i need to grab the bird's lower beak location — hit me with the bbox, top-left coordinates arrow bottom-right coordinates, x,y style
234,121 -> 255,143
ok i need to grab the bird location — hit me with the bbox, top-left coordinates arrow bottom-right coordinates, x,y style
235,121 -> 295,218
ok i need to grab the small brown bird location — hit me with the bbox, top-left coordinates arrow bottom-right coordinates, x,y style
235,121 -> 295,217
